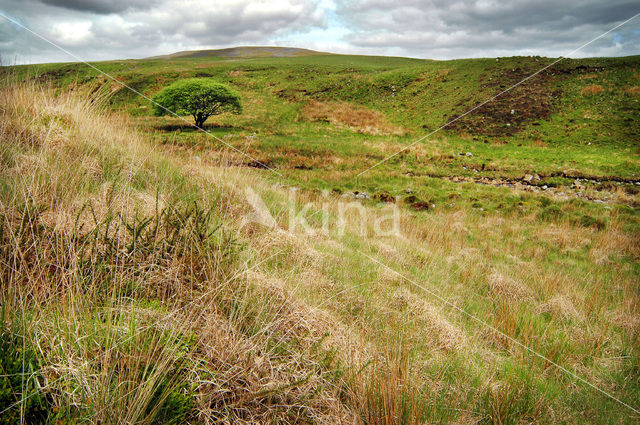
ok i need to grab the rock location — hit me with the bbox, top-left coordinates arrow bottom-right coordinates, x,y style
523,174 -> 534,182
465,152 -> 473,157
533,174 -> 541,181
354,192 -> 369,200
405,188 -> 413,194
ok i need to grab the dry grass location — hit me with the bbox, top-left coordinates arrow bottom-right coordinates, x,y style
580,84 -> 604,95
536,295 -> 582,321
0,81 -> 354,423
302,100 -> 405,135
626,86 -> 640,96
487,272 -> 534,300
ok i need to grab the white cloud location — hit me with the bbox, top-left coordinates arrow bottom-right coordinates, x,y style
1,0 -> 326,63
51,21 -> 92,46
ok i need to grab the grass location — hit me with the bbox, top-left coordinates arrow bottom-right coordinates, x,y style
1,50 -> 639,423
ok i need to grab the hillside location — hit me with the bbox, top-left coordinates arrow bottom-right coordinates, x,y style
147,46 -> 326,59
1,51 -> 639,424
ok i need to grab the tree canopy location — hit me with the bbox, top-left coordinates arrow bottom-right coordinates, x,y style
152,79 -> 242,127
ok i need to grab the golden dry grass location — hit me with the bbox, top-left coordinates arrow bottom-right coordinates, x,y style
626,86 -> 640,96
301,99 -> 406,135
580,84 -> 604,95
0,82 -> 355,423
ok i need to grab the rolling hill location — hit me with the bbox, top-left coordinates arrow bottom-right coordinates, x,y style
147,45 -> 327,59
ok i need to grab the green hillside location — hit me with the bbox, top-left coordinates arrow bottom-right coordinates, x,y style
16,53 -> 640,214
147,46 -> 326,59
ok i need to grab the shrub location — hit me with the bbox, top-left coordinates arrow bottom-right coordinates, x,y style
539,204 -> 563,221
152,79 -> 241,127
576,214 -> 606,230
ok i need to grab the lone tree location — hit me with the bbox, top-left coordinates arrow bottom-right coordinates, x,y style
152,79 -> 242,127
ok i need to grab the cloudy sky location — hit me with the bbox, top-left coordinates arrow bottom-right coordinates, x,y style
1,0 -> 639,64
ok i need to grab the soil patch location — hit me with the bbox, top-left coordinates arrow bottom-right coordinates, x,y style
446,64 -> 603,136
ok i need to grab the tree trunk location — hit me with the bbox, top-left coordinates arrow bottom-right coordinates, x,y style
194,114 -> 207,128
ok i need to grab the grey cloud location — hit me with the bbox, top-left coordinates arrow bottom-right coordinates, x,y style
336,0 -> 640,58
38,0 -> 156,14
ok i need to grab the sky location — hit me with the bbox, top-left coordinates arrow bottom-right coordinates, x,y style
0,0 -> 639,64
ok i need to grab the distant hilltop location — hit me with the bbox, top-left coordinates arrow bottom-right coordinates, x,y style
147,46 -> 328,60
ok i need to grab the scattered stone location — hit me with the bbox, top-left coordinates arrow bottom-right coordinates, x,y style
523,174 -> 534,183
465,152 -> 473,157
354,191 -> 369,200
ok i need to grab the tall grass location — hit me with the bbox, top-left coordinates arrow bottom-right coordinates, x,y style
0,79 -> 352,423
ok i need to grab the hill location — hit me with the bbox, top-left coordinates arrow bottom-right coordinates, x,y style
147,45 -> 327,59
2,52 -> 639,424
